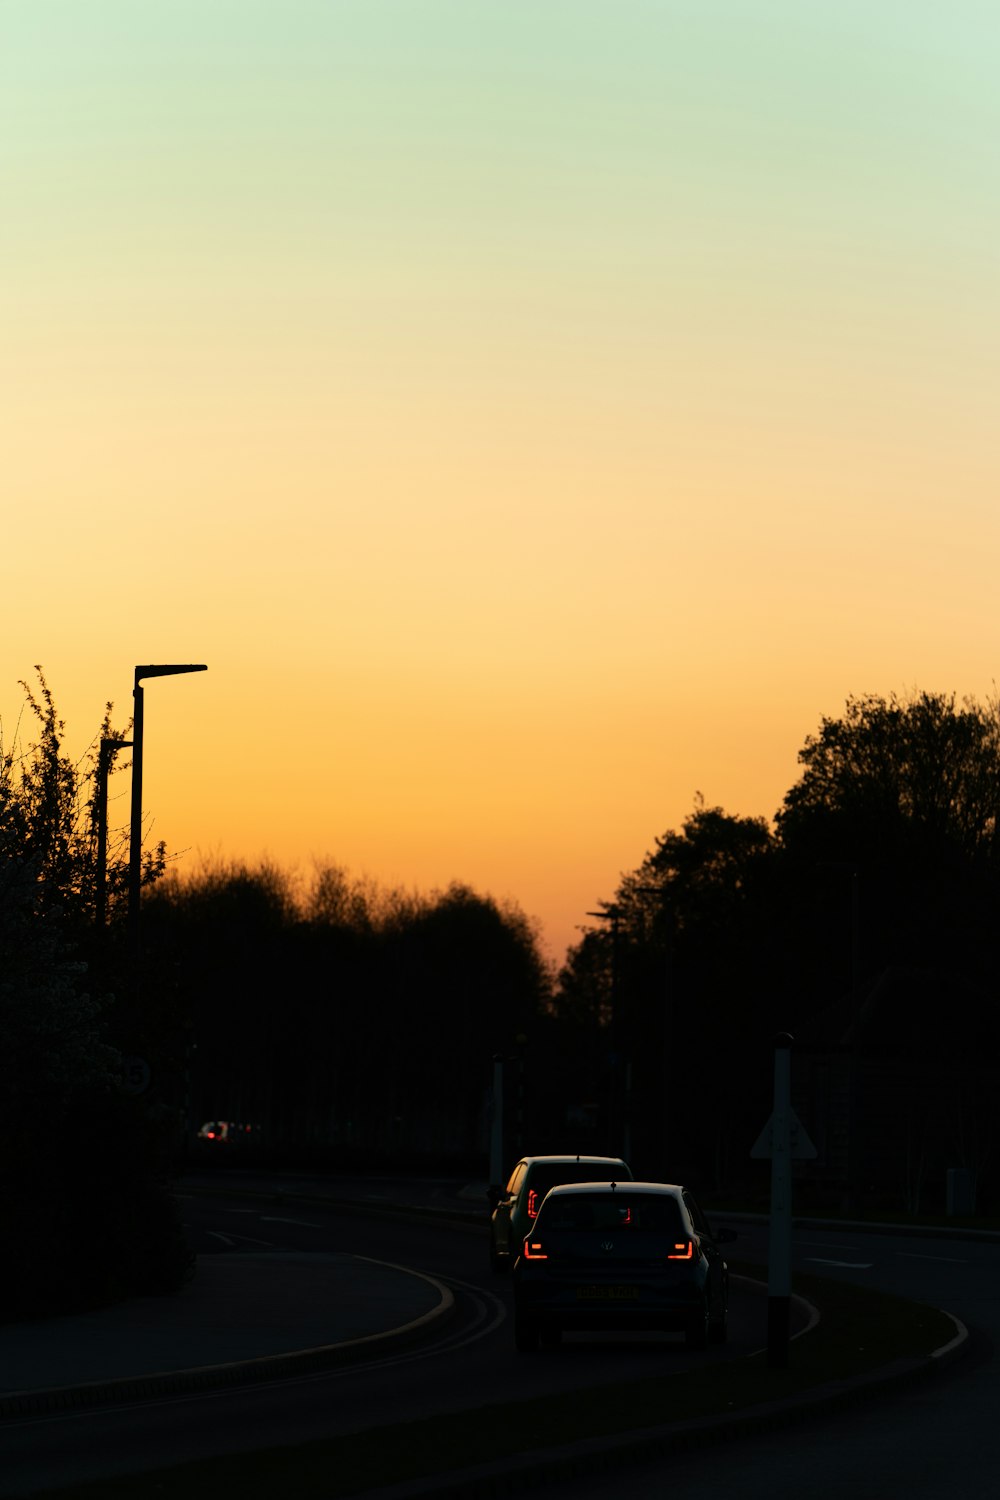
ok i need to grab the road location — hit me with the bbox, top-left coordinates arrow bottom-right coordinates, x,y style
0,1182 -> 762,1496
0,1182 -> 989,1496
538,1218 -> 997,1499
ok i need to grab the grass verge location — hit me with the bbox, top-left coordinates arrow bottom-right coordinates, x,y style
28,1265 -> 958,1500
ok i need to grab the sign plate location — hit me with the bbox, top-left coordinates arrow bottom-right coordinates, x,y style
120,1055 -> 151,1096
750,1107 -> 817,1160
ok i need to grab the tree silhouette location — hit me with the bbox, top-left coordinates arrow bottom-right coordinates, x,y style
143,864 -> 553,1164
554,691 -> 1000,1206
0,671 -> 191,1319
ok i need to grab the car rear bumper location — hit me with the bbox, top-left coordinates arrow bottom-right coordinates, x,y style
515,1277 -> 706,1329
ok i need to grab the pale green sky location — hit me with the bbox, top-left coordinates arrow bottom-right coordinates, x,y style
4,3 -> 999,961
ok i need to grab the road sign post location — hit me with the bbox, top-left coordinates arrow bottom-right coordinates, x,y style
767,1034 -> 793,1367
749,1033 -> 816,1369
489,1054 -> 504,1192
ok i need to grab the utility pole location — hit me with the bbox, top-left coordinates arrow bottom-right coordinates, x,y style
750,1032 -> 816,1368
128,663 -> 207,953
96,736 -> 131,929
489,1053 -> 504,1193
587,905 -> 625,1157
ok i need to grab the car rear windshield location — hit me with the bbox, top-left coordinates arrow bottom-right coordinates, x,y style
538,1194 -> 685,1235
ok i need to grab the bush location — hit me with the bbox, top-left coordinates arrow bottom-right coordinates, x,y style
0,1092 -> 193,1323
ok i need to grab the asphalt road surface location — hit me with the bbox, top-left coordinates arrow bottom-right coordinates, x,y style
537,1218 -> 997,1500
0,1185 -> 763,1496
0,1185 -> 990,1497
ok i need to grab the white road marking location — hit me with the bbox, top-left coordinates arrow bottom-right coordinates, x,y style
804,1257 -> 873,1269
803,1239 -> 868,1251
895,1250 -> 968,1264
205,1229 -> 275,1247
7,1280 -> 507,1428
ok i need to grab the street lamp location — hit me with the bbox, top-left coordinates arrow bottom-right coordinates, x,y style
634,883 -> 675,1169
816,862 -> 861,1024
96,736 -> 132,929
587,905 -> 627,1157
586,905 -> 622,1026
128,663 -> 207,946
816,861 -> 862,1210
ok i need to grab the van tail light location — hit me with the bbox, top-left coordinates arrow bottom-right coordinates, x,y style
668,1241 -> 695,1260
527,1189 -> 539,1218
523,1239 -> 548,1260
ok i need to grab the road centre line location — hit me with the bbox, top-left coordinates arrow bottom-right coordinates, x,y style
802,1239 -> 871,1251
804,1257 -> 873,1269
260,1216 -> 324,1229
895,1250 -> 969,1263
204,1229 -> 276,1246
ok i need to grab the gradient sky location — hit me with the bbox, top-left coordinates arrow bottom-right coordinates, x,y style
4,2 -> 999,965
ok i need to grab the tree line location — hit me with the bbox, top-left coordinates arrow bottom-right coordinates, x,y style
555,691 -> 1000,1212
3,673 -> 999,1316
0,671 -> 187,1319
141,860 -> 552,1165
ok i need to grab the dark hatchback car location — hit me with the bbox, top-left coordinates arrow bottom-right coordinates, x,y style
511,1181 -> 733,1352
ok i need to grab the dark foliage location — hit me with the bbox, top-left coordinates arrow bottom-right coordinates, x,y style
0,1093 -> 193,1321
1,672 -> 190,1322
556,693 -> 1000,1212
142,863 -> 554,1168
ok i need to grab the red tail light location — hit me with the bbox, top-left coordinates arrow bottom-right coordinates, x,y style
523,1239 -> 548,1260
668,1241 -> 695,1260
527,1189 -> 539,1218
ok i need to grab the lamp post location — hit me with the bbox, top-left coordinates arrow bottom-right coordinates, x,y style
634,883 -> 674,1171
587,905 -> 626,1157
128,663 -> 207,950
96,736 -> 132,929
817,861 -> 861,1210
766,1032 -> 794,1368
816,861 -> 861,1023
488,1053 -> 504,1195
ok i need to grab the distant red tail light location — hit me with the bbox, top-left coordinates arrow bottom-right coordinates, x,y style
527,1189 -> 540,1218
667,1241 -> 695,1260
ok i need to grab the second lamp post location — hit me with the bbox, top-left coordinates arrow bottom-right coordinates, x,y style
128,662 -> 207,949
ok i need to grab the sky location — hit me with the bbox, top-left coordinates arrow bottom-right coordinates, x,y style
4,2 -> 999,967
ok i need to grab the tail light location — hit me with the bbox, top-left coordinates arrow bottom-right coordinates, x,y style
527,1189 -> 540,1218
523,1239 -> 548,1260
668,1240 -> 695,1260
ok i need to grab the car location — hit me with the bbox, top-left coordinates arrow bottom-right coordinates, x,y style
510,1180 -> 733,1352
488,1154 -> 632,1272
195,1120 -> 260,1149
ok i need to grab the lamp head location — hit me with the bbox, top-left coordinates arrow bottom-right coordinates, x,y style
134,664 -> 207,685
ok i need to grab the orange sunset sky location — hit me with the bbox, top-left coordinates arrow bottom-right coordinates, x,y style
4,3 -> 999,966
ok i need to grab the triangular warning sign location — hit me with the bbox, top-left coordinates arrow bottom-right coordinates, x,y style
750,1107 -> 818,1160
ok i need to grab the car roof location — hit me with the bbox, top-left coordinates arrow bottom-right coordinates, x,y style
541,1180 -> 685,1197
518,1155 -> 629,1167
